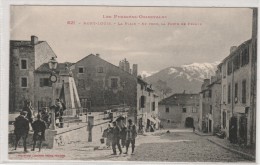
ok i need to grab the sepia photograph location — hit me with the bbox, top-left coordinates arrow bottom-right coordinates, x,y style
7,5 -> 257,162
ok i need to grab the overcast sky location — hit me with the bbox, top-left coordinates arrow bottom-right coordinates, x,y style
10,6 -> 253,75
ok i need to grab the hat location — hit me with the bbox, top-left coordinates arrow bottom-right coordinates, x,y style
20,111 -> 28,115
50,105 -> 56,109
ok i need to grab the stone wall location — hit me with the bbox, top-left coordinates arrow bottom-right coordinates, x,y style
9,45 -> 35,112
71,54 -> 137,111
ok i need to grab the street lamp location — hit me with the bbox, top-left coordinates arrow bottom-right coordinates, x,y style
48,57 -> 58,130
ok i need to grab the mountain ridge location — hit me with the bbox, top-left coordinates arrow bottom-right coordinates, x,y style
146,62 -> 219,95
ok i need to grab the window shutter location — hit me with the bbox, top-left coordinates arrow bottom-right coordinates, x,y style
49,79 -> 52,87
40,78 -> 43,87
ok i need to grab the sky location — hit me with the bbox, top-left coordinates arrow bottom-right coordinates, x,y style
10,6 -> 253,76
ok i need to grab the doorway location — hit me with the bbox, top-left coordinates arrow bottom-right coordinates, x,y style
185,117 -> 194,128
209,119 -> 212,132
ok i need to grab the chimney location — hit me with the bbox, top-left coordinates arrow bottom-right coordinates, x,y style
31,35 -> 38,45
96,53 -> 100,57
132,64 -> 138,76
230,46 -> 237,53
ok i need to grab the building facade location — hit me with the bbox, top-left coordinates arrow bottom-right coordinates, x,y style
70,54 -> 138,112
158,93 -> 199,129
220,39 -> 256,146
199,70 -> 221,134
9,36 -> 56,112
137,78 -> 159,131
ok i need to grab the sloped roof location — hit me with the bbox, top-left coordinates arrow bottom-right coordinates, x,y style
74,54 -> 141,79
159,93 -> 199,106
35,62 -> 74,73
10,40 -> 45,47
222,39 -> 252,63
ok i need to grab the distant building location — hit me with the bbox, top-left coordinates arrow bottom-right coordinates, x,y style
9,36 -> 56,112
199,69 -> 221,134
137,78 -> 159,131
132,64 -> 138,77
158,93 -> 199,129
119,58 -> 131,73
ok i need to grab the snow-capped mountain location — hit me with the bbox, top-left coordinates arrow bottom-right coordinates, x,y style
146,62 -> 220,94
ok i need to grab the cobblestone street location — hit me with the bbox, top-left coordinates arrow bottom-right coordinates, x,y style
9,129 -> 252,162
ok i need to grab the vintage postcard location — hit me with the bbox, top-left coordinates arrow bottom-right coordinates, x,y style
5,5 -> 257,162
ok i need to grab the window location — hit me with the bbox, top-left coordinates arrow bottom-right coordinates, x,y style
234,83 -> 238,103
209,90 -> 212,98
78,79 -> 85,89
20,59 -> 27,70
222,63 -> 227,78
192,107 -> 197,113
78,67 -> 84,73
167,119 -> 170,123
227,60 -> 232,75
241,47 -> 249,67
140,96 -> 146,108
165,107 -> 169,113
21,77 -> 28,88
223,85 -> 226,103
152,102 -> 155,111
111,78 -> 118,88
182,108 -> 186,113
223,111 -> 226,128
40,78 -> 52,87
233,53 -> 240,71
228,84 -> 231,104
210,105 -> 212,114
97,67 -> 104,73
242,80 -> 246,104
141,84 -> 144,90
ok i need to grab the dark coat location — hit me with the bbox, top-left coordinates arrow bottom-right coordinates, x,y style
32,119 -> 46,141
112,126 -> 121,141
14,115 -> 30,136
41,111 -> 50,126
120,126 -> 127,140
54,103 -> 64,119
22,106 -> 33,123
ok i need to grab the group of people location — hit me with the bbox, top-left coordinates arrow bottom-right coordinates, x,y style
13,99 -> 65,152
102,119 -> 137,155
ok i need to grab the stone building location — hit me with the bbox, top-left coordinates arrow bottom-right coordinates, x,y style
137,78 -> 159,131
9,36 -> 56,112
220,38 -> 256,146
70,54 -> 138,112
158,93 -> 199,129
199,69 -> 221,134
70,54 -> 159,129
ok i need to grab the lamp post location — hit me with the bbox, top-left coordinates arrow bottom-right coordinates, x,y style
48,57 -> 58,130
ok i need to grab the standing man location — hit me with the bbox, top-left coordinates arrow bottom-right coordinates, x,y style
120,123 -> 127,148
31,114 -> 46,152
22,100 -> 33,124
111,121 -> 122,155
124,119 -> 137,155
41,107 -> 50,128
54,99 -> 64,128
14,111 -> 30,152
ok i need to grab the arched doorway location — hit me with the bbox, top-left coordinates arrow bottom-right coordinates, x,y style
185,117 -> 194,128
